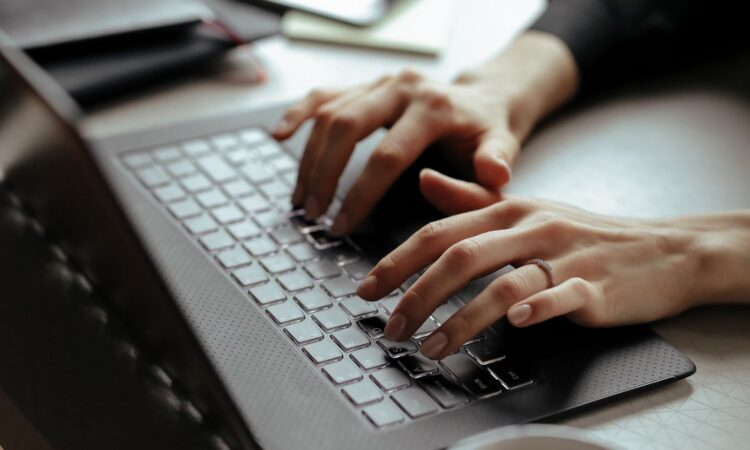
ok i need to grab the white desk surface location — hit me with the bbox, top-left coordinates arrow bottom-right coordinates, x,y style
83,1 -> 750,449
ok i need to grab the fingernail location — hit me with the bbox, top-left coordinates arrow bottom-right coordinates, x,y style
357,275 -> 378,298
304,196 -> 320,220
272,118 -> 289,134
507,304 -> 532,326
385,313 -> 406,340
330,211 -> 348,236
421,332 -> 448,359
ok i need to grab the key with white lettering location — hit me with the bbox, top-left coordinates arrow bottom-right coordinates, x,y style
419,375 -> 469,408
440,353 -> 503,399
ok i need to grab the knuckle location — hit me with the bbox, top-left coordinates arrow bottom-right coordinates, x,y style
313,104 -> 336,124
307,88 -> 326,102
370,145 -> 405,173
329,112 -> 359,133
491,276 -> 526,306
501,198 -> 536,218
536,214 -> 572,238
416,220 -> 445,245
396,68 -> 423,85
445,238 -> 481,268
416,86 -> 453,111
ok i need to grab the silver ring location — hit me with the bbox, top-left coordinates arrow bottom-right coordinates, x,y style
525,258 -> 556,288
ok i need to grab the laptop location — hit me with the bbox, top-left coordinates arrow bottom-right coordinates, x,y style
0,33 -> 695,449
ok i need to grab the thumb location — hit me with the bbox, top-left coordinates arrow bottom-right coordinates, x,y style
419,168 -> 502,215
473,130 -> 518,190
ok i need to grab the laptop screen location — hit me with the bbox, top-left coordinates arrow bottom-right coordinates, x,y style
0,34 -> 257,449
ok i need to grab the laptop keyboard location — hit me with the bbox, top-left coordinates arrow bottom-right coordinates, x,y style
120,128 -> 534,429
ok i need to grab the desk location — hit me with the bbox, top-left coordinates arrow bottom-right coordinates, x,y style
82,1 -> 750,448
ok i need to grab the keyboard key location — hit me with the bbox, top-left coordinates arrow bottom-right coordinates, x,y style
167,159 -> 197,177
182,139 -> 211,157
380,295 -> 401,315
440,353 -> 503,399
321,276 -> 358,298
239,128 -> 266,145
256,141 -> 283,159
290,213 -> 323,232
269,154 -> 297,173
243,236 -> 278,257
465,338 -> 506,365
420,375 -> 469,408
342,380 -> 382,406
184,214 -> 218,234
391,388 -> 437,419
303,259 -> 340,279
226,148 -> 252,165
371,368 -> 411,393
216,247 -> 252,268
322,359 -> 362,385
266,302 -> 304,325
412,318 -> 439,339
241,161 -> 273,184
343,260 -> 373,281
254,209 -> 289,229
196,188 -> 229,208
197,155 -> 236,182
168,198 -> 201,219
259,179 -> 291,199
322,241 -> 359,265
312,309 -> 350,332
399,354 -> 439,379
378,339 -> 418,359
270,226 -> 304,246
227,220 -> 262,240
286,242 -> 320,262
308,229 -> 340,249
294,287 -> 332,312
154,183 -> 186,203
284,319 -> 323,345
232,265 -> 267,286
281,170 -> 298,187
331,328 -> 370,352
223,179 -> 254,198
249,282 -> 286,306
154,146 -> 181,162
200,229 -> 234,251
181,173 -> 212,193
276,269 -> 313,292
340,298 -> 378,319
259,253 -> 295,274
401,273 -> 420,291
431,300 -> 461,324
303,340 -> 343,365
487,359 -> 534,390
137,166 -> 169,187
351,347 -> 389,371
211,133 -> 240,150
123,152 -> 151,168
363,400 -> 404,428
358,314 -> 388,338
238,194 -> 271,213
211,204 -> 244,224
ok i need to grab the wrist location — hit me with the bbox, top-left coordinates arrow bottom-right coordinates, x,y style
681,212 -> 750,306
455,31 -> 579,139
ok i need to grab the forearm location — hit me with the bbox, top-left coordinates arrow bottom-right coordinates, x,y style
455,31 -> 579,140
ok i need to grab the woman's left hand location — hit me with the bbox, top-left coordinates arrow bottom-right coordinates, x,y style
357,194 -> 746,360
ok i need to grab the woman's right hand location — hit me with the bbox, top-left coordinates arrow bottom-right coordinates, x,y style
272,31 -> 579,235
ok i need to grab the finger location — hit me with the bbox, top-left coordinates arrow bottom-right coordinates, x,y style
419,168 -> 502,215
506,277 -> 599,328
385,226 -> 553,341
302,83 -> 408,219
358,197 -> 533,300
473,130 -> 518,190
326,102 -> 444,235
418,264 -> 553,359
272,88 -> 343,140
292,87 -> 369,207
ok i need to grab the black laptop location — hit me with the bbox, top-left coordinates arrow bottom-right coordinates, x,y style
0,33 -> 695,450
